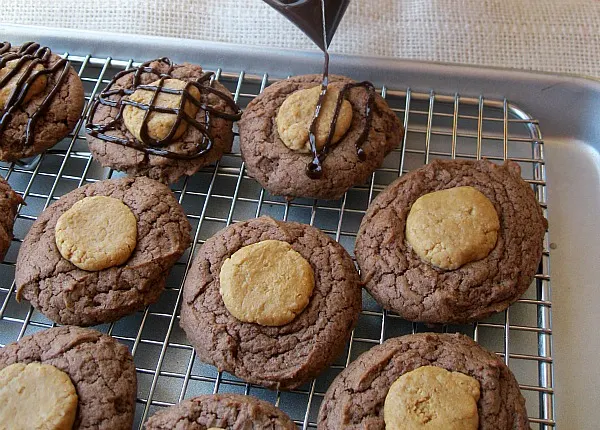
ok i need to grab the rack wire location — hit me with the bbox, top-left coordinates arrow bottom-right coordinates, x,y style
0,52 -> 553,429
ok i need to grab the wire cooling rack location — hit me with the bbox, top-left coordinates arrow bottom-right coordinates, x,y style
0,52 -> 553,429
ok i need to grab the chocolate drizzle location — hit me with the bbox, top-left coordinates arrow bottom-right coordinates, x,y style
263,0 -> 375,179
85,58 -> 242,160
0,42 -> 71,147
305,52 -> 376,179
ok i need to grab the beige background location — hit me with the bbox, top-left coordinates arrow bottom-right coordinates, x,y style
1,0 -> 599,77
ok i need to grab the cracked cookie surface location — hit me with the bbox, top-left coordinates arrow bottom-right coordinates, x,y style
239,74 -> 403,200
180,216 -> 362,390
145,394 -> 296,429
0,175 -> 23,260
87,60 -> 236,184
355,159 -> 547,324
317,333 -> 529,430
0,326 -> 137,430
0,44 -> 85,161
15,176 -> 191,326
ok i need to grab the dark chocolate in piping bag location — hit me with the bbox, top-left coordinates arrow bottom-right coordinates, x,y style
263,0 -> 351,51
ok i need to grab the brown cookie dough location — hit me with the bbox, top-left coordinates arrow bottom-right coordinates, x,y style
86,58 -> 239,184
144,394 -> 296,430
0,42 -> 85,161
0,175 -> 23,260
355,159 -> 547,324
0,326 -> 137,430
239,74 -> 403,200
180,216 -> 362,390
317,333 -> 529,430
15,176 -> 191,326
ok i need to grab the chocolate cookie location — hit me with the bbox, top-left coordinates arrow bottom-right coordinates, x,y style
0,326 -> 137,430
15,176 -> 191,326
0,42 -> 85,161
0,175 -> 22,260
86,58 -> 241,184
355,159 -> 547,324
239,74 -> 403,200
145,394 -> 296,429
180,216 -> 362,390
318,333 -> 529,429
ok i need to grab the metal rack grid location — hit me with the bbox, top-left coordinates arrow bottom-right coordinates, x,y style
0,52 -> 554,429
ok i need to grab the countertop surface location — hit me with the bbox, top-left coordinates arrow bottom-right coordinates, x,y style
1,0 -> 599,78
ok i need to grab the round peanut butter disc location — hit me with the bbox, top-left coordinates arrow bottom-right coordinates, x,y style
123,78 -> 201,142
0,44 -> 85,162
55,195 -> 137,271
276,84 -> 353,153
384,365 -> 480,430
0,362 -> 78,430
219,239 -> 315,326
405,186 -> 500,270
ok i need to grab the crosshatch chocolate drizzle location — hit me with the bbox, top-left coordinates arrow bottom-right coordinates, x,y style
86,58 -> 242,160
0,42 -> 71,147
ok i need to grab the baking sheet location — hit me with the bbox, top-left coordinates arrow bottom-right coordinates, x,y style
1,24 -> 599,429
